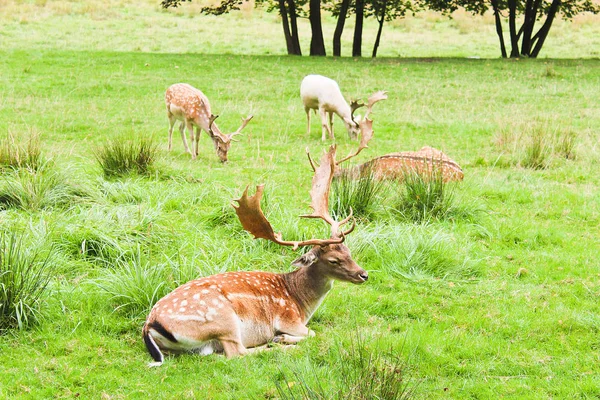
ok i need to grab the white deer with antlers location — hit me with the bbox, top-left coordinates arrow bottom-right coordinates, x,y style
143,146 -> 367,366
301,75 -> 371,141
165,83 -> 253,162
307,90 -> 388,171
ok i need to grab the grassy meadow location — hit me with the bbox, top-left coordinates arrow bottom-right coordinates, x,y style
1,0 -> 600,398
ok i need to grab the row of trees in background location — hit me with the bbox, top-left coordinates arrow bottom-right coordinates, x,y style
161,0 -> 598,58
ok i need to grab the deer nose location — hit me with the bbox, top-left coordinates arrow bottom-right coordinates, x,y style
358,271 -> 369,282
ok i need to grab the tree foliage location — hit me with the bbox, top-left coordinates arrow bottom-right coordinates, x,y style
421,0 -> 599,57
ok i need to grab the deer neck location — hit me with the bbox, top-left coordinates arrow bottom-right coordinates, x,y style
282,263 -> 333,324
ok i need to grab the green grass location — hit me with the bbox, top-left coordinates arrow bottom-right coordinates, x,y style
0,233 -> 55,332
95,136 -> 158,177
0,1 -> 599,399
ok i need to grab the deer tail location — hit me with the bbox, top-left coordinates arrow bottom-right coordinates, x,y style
143,323 -> 164,366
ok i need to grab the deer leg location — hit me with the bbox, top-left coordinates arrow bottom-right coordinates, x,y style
183,121 -> 194,159
220,340 -> 248,358
328,112 -> 334,139
274,322 -> 315,345
305,107 -> 311,136
167,115 -> 176,151
319,107 -> 331,141
194,127 -> 201,158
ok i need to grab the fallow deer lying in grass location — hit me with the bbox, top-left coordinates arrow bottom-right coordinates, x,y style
337,146 -> 464,182
301,75 -> 383,141
165,83 -> 253,162
143,146 -> 367,366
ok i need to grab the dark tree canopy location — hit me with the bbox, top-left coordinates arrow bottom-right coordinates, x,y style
421,0 -> 599,57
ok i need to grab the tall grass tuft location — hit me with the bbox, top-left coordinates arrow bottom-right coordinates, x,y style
521,127 -> 552,169
555,129 -> 577,160
394,169 -> 456,223
0,130 -> 44,171
0,233 -> 55,332
93,247 -> 173,318
275,332 -> 416,399
495,121 -> 578,167
331,167 -> 385,221
0,162 -> 90,211
95,137 -> 158,178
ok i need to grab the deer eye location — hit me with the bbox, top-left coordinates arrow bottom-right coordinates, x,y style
328,259 -> 340,265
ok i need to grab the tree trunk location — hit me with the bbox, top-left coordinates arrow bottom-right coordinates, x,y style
288,0 -> 302,55
372,1 -> 387,58
278,0 -> 294,55
521,0 -> 542,56
333,0 -> 351,57
309,0 -> 326,56
491,0 -> 507,58
353,0 -> 364,57
531,0 -> 561,57
507,0 -> 520,57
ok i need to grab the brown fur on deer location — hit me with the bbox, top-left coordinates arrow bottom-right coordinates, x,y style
336,146 -> 464,182
165,83 -> 252,162
143,146 -> 367,366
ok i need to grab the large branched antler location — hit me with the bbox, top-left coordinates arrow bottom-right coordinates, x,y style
228,115 -> 253,141
233,146 -> 355,249
336,90 -> 387,166
301,145 -> 355,237
233,185 -> 345,250
363,91 -> 387,121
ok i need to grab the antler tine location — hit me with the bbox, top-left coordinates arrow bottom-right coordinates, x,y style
233,185 -> 343,251
230,114 -> 253,138
306,147 -> 318,172
350,99 -> 366,120
208,114 -> 220,134
364,90 -> 388,120
335,121 -> 374,166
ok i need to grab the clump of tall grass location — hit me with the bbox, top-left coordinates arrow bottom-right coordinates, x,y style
0,130 -> 44,171
521,127 -> 552,169
275,332 -> 416,399
95,137 -> 158,178
0,162 -> 90,211
331,166 -> 385,221
495,122 -> 578,168
393,169 -> 457,223
0,233 -> 55,332
352,224 -> 479,281
93,247 -> 174,318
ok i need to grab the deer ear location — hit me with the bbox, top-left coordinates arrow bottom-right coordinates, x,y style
291,250 -> 318,268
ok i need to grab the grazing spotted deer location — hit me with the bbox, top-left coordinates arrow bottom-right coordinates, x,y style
301,75 -> 379,141
165,83 -> 253,162
143,146 -> 367,366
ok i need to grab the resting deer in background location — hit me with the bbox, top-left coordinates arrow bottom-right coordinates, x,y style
301,75 -> 372,141
143,146 -> 367,366
337,146 -> 465,182
165,83 -> 253,163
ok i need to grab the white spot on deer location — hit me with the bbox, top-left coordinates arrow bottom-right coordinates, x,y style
212,299 -> 220,306
181,300 -> 188,307
179,307 -> 186,312
201,289 -> 210,294
279,299 -> 286,306
193,293 -> 200,300
200,300 -> 206,306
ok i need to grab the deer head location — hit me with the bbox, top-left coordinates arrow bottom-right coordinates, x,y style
208,114 -> 253,163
